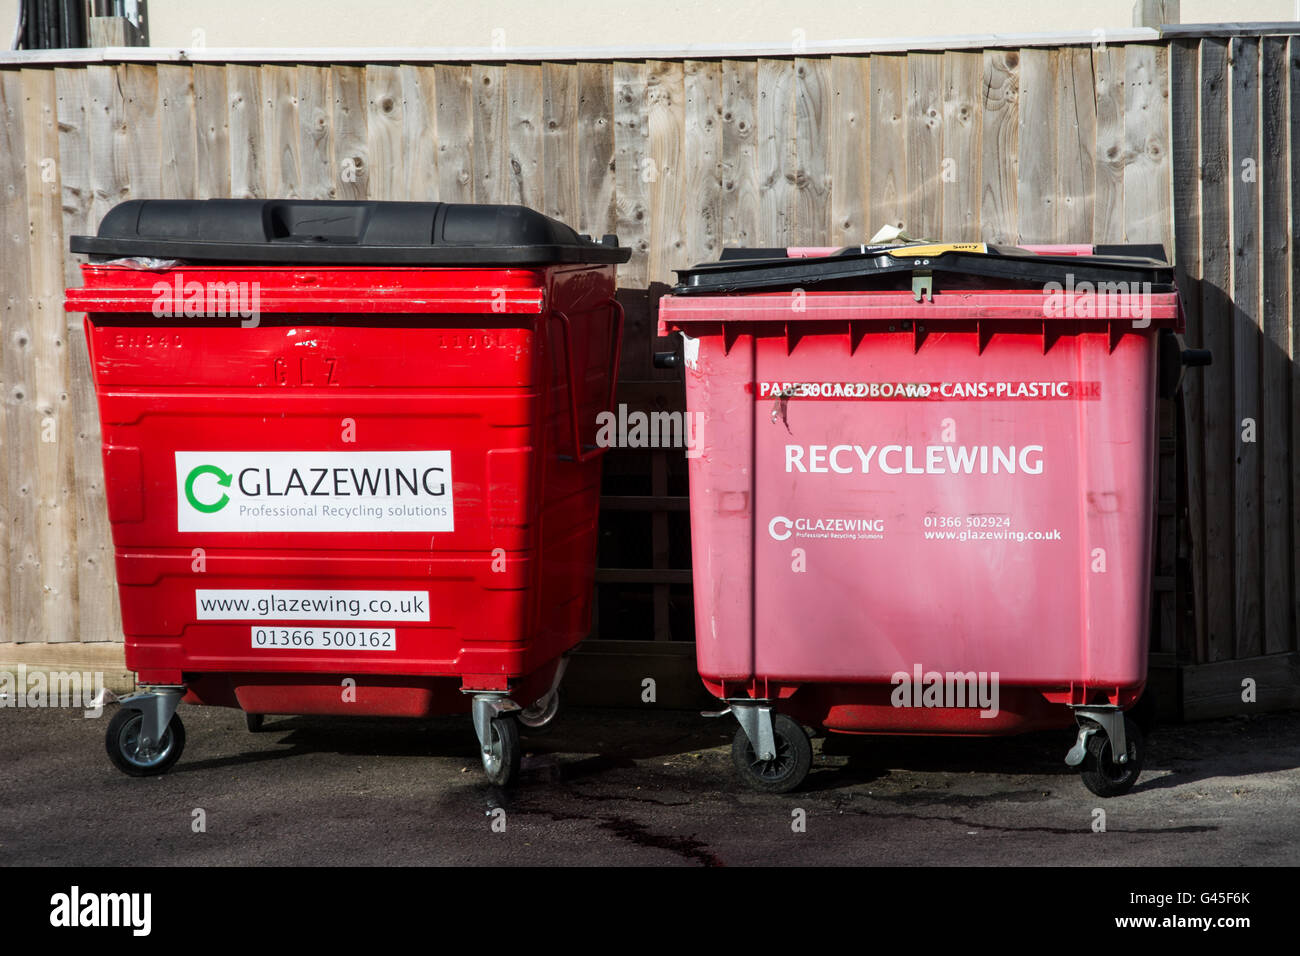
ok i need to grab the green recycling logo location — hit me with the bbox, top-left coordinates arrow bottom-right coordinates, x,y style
184,464 -> 232,513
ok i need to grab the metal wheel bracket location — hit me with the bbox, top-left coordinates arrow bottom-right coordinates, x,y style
118,686 -> 185,758
470,694 -> 520,756
1071,707 -> 1129,765
1064,724 -> 1098,767
526,656 -> 570,716
731,701 -> 777,762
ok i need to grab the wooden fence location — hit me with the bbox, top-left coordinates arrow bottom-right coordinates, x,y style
1167,34 -> 1299,715
0,39 -> 1295,712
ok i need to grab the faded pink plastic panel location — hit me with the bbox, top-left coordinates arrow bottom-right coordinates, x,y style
682,334 -> 756,683
749,328 -> 1155,688
661,288 -> 1177,700
659,291 -> 1179,324
1020,244 -> 1094,256
784,244 -> 1095,258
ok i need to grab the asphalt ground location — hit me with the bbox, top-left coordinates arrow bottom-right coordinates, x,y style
2,703 -> 1298,866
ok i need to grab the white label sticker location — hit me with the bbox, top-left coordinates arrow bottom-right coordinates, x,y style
176,451 -> 453,532
250,627 -> 397,651
196,589 -> 430,622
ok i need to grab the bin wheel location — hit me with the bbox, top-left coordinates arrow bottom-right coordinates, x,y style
731,714 -> 812,794
481,714 -> 522,787
1079,715 -> 1144,798
105,708 -> 186,777
245,713 -> 266,733
517,691 -> 560,735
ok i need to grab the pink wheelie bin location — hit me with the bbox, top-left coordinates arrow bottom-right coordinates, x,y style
658,242 -> 1207,794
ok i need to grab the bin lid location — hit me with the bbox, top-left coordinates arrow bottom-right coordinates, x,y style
671,243 -> 1174,295
70,199 -> 631,266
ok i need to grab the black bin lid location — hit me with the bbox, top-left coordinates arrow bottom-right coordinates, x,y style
671,243 -> 1174,294
70,199 -> 631,266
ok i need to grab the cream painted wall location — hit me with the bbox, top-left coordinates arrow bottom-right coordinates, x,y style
2,0 -> 1296,50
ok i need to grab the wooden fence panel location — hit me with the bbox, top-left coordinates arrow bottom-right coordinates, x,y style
1229,37 -> 1263,660
23,69 -> 77,644
1017,48 -> 1058,243
1196,39 -> 1236,663
2,70 -> 35,643
869,54 -> 906,234
1259,36 -> 1294,658
979,50 -> 1019,244
941,52 -> 981,241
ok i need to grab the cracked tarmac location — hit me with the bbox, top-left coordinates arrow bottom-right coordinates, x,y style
3,704 -> 1297,866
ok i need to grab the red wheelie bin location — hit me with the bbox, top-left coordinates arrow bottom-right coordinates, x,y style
66,199 -> 629,786
658,242 -> 1206,795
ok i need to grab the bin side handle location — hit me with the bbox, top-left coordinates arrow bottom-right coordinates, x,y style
551,299 -> 624,463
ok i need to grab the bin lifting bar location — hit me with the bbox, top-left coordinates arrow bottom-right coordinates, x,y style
549,299 -> 625,463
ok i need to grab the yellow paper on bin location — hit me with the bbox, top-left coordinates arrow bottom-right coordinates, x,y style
884,242 -> 988,257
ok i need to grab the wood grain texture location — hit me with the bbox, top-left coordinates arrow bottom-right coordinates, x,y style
794,57 -> 831,246
1229,36 -> 1262,660
1198,38 -> 1235,663
121,65 -> 160,201
720,59 -> 759,250
757,58 -> 796,245
157,64 -> 197,200
472,63 -> 508,204
365,65 -> 403,201
193,64 -> 230,199
684,60 -> 722,265
227,64 -> 265,199
612,61 -> 649,287
506,63 -> 543,209
1259,36 -> 1293,656
542,62 -> 578,228
296,66 -> 334,200
1016,48 -> 1058,243
1168,38 -> 1207,661
2,71 -> 36,642
1056,47 -> 1096,241
578,61 -> 617,240
399,66 -> 438,202
330,65 -> 367,200
869,54 -> 906,234
85,65 -> 127,230
1291,36 -> 1300,652
433,65 -> 474,203
22,69 -> 76,643
905,52 -> 943,240
940,52 -> 981,242
1093,45 -> 1127,244
262,65 -> 300,199
645,60 -> 685,285
829,56 -> 869,246
57,65 -> 119,644
979,50 -> 1019,244
1123,45 -> 1173,252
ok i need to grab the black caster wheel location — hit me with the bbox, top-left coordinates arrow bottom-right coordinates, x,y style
1079,715 -> 1144,798
105,708 -> 186,777
245,713 -> 266,733
517,691 -> 559,736
480,714 -> 522,786
731,713 -> 813,793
